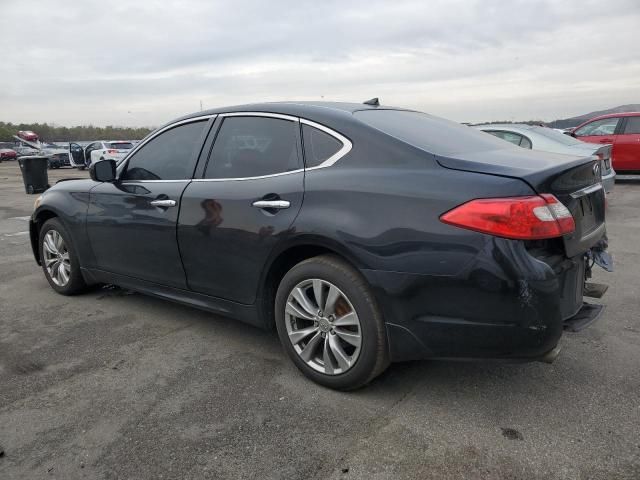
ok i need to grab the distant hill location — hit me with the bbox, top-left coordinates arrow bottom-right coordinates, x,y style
548,104 -> 640,129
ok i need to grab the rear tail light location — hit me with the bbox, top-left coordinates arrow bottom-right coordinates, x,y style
440,194 -> 575,240
107,149 -> 118,154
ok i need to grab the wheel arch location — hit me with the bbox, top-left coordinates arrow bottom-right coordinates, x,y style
30,208 -> 60,265
257,236 -> 364,330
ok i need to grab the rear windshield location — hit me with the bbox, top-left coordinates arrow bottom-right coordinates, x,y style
531,126 -> 583,146
109,142 -> 134,149
353,109 -> 511,156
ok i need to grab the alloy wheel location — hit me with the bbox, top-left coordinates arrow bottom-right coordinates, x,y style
284,279 -> 362,375
43,230 -> 71,287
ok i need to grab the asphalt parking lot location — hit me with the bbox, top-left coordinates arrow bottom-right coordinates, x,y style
0,162 -> 639,480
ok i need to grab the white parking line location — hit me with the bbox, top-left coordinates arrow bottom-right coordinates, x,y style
4,231 -> 29,237
8,216 -> 31,221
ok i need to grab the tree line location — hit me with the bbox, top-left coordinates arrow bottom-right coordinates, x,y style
0,122 -> 153,142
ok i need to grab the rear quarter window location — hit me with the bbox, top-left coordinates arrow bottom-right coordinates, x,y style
353,109 -> 512,156
302,124 -> 343,168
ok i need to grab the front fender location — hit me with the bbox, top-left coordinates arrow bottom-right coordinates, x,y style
29,219 -> 40,265
31,181 -> 97,267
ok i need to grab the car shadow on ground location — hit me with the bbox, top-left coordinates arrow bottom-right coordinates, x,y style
88,284 -> 545,398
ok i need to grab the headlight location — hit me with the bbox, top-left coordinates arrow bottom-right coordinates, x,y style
34,195 -> 43,211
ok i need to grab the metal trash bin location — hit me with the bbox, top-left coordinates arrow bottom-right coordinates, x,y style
18,156 -> 50,194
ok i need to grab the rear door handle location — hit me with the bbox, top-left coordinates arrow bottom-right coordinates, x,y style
150,199 -> 176,208
252,200 -> 290,209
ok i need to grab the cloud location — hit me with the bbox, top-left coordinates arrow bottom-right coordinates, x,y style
1,0 -> 639,126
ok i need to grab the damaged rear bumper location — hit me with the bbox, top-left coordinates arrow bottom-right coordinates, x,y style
362,236 -> 610,363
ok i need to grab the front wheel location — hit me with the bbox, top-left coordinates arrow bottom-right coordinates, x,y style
39,218 -> 87,295
275,255 -> 389,390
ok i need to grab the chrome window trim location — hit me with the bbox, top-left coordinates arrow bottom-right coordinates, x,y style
196,117 -> 352,181
116,114 -> 216,177
219,111 -> 299,122
300,118 -> 353,169
120,179 -> 191,184
193,168 -> 304,182
116,112 -> 353,183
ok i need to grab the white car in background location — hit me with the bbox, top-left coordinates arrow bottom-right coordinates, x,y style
474,124 -> 616,193
82,141 -> 135,168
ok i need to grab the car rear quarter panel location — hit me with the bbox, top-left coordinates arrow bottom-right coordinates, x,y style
294,136 -> 564,361
295,136 -> 535,275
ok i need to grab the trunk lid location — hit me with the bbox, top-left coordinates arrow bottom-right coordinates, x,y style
437,148 -> 606,257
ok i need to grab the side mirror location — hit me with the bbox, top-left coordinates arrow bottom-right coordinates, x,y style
90,159 -> 117,182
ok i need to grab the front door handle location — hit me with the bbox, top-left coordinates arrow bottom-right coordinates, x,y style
252,200 -> 290,209
150,199 -> 176,208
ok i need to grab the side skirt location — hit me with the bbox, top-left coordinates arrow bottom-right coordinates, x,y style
81,267 -> 264,329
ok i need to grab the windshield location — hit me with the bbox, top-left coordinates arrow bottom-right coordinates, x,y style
353,109 -> 512,156
531,126 -> 583,146
109,142 -> 134,149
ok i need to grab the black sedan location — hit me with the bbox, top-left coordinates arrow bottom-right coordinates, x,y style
30,101 -> 610,390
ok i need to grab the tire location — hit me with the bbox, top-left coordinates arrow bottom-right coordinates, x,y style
275,254 -> 389,390
39,218 -> 87,295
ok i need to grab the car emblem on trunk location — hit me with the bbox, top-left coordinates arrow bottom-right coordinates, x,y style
593,163 -> 600,177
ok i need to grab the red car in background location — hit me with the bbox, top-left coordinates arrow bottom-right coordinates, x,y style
570,112 -> 640,172
17,130 -> 39,142
0,148 -> 18,161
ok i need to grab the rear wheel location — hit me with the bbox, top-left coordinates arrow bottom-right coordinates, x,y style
275,255 -> 389,390
39,218 -> 87,295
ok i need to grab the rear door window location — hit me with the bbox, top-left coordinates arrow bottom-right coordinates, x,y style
622,116 -> 640,134
302,124 -> 343,168
122,120 -> 207,181
204,116 -> 300,179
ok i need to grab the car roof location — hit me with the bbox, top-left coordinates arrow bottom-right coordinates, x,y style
170,101 -> 412,127
581,111 -> 640,121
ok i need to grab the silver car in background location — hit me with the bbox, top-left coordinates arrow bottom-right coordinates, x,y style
474,124 -> 616,193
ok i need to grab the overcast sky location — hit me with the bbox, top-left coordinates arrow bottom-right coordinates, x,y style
1,0 -> 639,127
